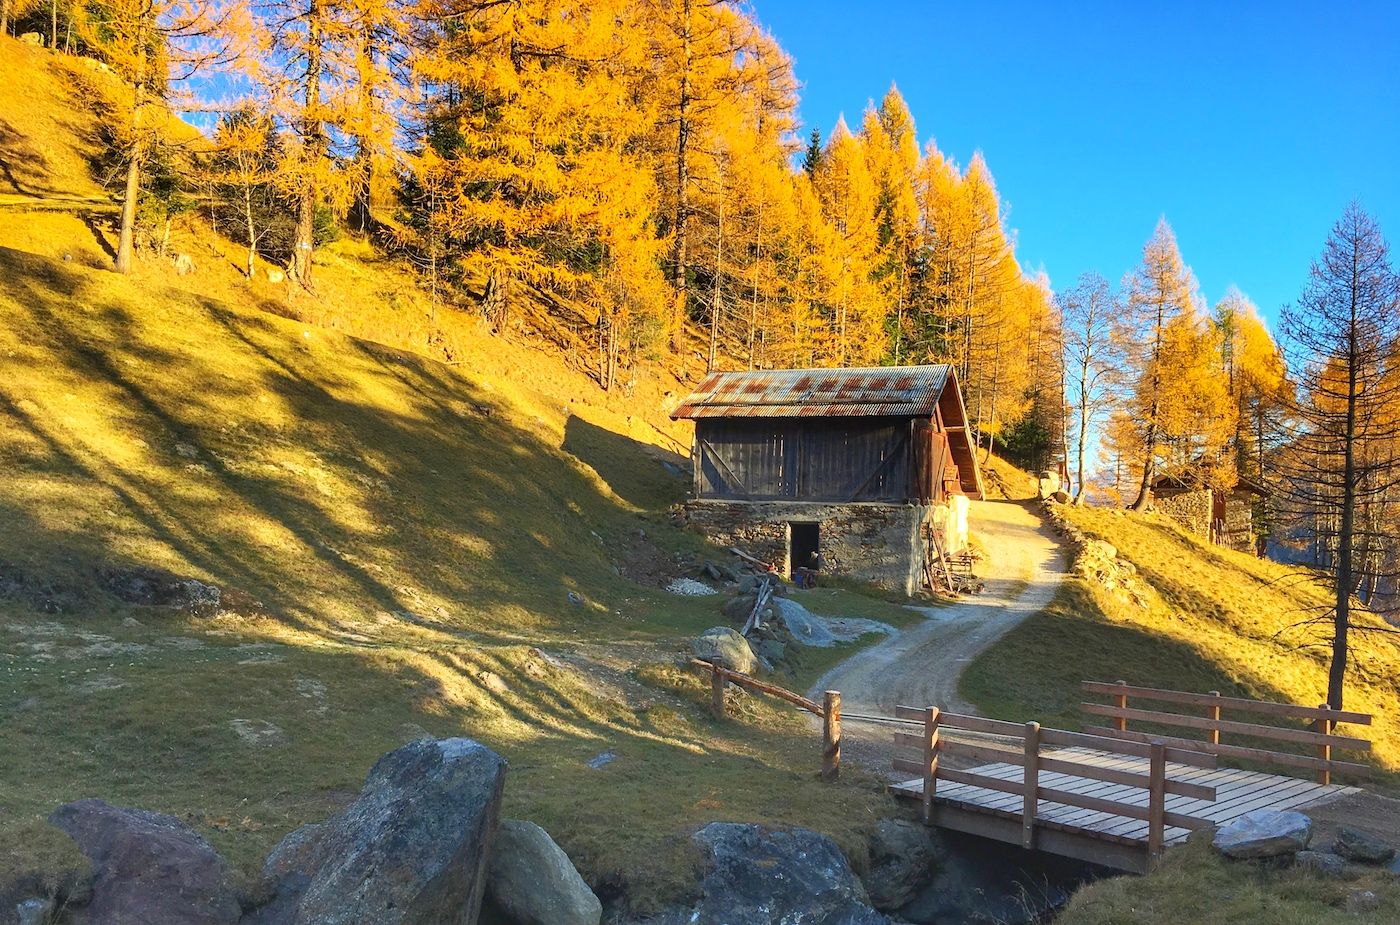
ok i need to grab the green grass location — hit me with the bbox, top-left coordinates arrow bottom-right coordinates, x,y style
0,238 -> 909,912
1060,837 -> 1400,925
961,504 -> 1400,783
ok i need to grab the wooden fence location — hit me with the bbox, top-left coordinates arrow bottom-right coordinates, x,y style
1080,680 -> 1374,785
689,658 -> 842,781
892,706 -> 1219,859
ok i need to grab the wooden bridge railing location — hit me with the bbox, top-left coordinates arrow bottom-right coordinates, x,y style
892,706 -> 1219,859
1080,680 -> 1374,785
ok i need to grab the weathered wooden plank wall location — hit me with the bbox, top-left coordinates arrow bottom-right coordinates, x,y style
695,417 -> 918,502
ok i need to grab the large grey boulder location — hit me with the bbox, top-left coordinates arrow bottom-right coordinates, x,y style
1213,810 -> 1312,859
1333,827 -> 1396,864
49,799 -> 243,925
678,823 -> 890,924
862,819 -> 942,911
691,627 -> 757,674
486,820 -> 601,925
251,737 -> 506,925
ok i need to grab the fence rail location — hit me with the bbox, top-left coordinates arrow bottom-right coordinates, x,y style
688,659 -> 842,781
1080,680 -> 1374,784
892,705 -> 1219,859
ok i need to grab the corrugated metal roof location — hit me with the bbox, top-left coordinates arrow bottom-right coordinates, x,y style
670,365 -> 953,419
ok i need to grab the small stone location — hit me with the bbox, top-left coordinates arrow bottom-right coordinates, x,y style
1213,809 -> 1312,859
173,253 -> 196,275
230,719 -> 286,748
1347,889 -> 1380,913
16,897 -> 54,925
266,267 -> 285,284
586,750 -> 615,769
18,31 -> 43,45
566,591 -> 584,607
1334,827 -> 1396,864
1295,850 -> 1347,878
478,671 -> 509,695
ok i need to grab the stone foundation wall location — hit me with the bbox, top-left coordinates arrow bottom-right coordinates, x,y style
682,500 -> 935,596
1153,489 -> 1212,537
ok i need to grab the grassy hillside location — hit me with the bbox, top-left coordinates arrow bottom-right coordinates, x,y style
0,39 -> 918,912
962,503 -> 1400,780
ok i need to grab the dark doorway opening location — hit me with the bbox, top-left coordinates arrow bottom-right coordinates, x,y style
789,522 -> 820,577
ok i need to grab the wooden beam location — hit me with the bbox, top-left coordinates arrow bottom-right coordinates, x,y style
1082,680 -> 1372,725
1081,702 -> 1371,750
1147,741 -> 1167,861
822,691 -> 841,782
1082,724 -> 1374,777
1023,722 -> 1041,849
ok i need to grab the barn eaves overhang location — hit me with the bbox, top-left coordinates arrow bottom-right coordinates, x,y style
670,365 -> 954,420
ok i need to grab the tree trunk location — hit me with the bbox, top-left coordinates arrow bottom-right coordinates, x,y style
1331,261 -> 1362,711
290,0 -> 326,287
668,0 -> 693,353
708,159 -> 724,372
115,22 -> 147,275
243,184 -> 257,278
1130,298 -> 1167,511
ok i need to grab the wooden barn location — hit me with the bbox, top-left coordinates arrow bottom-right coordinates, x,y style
670,365 -> 983,595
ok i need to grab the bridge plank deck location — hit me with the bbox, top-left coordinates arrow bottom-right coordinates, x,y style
892,744 -> 1358,850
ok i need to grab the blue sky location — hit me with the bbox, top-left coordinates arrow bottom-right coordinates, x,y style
755,0 -> 1400,326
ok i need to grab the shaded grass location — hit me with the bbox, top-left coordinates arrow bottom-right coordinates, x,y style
961,505 -> 1400,784
1060,837 -> 1400,925
0,242 -> 906,912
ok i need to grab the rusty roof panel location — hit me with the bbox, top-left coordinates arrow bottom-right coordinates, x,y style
670,365 -> 953,419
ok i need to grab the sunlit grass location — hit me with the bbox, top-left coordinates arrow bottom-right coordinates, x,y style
962,505 -> 1400,783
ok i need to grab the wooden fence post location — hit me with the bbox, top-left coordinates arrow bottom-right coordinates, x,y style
922,707 -> 940,825
1113,679 -> 1129,732
710,663 -> 725,719
822,691 -> 842,782
1023,722 -> 1041,849
1147,740 -> 1166,862
1207,691 -> 1221,746
1315,703 -> 1332,785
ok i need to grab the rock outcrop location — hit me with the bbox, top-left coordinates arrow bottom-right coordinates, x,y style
486,820 -> 601,925
690,626 -> 757,674
250,737 -> 506,925
49,799 -> 244,925
861,819 -> 942,911
673,823 -> 889,925
1333,827 -> 1396,864
1213,810 -> 1312,859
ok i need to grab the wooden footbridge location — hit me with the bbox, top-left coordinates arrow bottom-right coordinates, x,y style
689,661 -> 1376,874
886,681 -> 1374,873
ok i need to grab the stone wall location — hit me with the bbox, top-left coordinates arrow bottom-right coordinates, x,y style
1153,488 -> 1212,538
1153,488 -> 1256,553
682,499 -> 936,596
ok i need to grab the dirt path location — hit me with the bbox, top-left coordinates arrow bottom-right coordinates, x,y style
808,499 -> 1065,752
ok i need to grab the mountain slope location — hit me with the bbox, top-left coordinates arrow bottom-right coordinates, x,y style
962,504 -> 1400,779
0,40 -> 908,909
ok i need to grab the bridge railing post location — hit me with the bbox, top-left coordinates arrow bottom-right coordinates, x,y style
922,707 -> 940,825
1207,691 -> 1222,746
821,691 -> 841,782
1113,679 -> 1128,732
1147,740 -> 1166,861
1315,703 -> 1332,785
1022,721 -> 1041,849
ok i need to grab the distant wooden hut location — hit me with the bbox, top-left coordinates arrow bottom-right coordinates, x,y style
1152,472 -> 1270,553
670,365 -> 982,595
